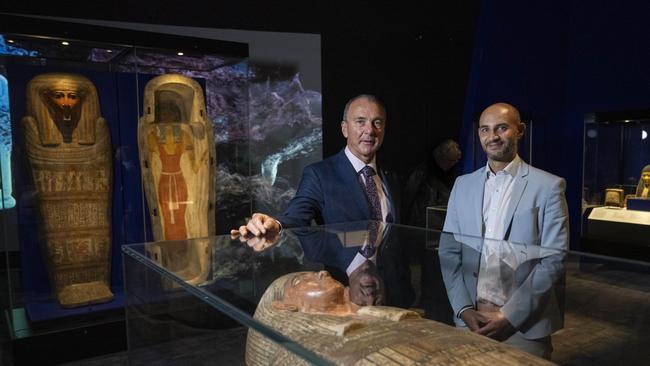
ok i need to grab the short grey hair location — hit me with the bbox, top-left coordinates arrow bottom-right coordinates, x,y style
342,94 -> 386,121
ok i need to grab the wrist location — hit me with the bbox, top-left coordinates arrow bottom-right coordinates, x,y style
457,305 -> 474,319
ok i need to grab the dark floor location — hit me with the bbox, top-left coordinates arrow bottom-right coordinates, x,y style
58,328 -> 247,366
552,264 -> 650,366
2,263 -> 649,365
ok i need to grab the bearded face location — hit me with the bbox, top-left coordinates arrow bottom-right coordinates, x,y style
43,88 -> 83,143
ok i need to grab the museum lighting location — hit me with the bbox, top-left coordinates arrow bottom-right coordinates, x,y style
7,39 -> 14,43
642,129 -> 648,140
177,52 -> 184,56
61,41 -> 69,46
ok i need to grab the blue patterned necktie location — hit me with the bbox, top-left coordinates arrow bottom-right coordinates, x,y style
360,166 -> 382,220
360,166 -> 382,258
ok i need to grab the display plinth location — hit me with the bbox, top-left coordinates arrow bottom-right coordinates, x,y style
627,197 -> 650,212
586,207 -> 650,261
7,307 -> 126,365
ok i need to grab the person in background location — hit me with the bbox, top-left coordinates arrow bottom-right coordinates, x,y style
403,138 -> 461,228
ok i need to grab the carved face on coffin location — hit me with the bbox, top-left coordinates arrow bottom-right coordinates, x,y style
642,172 -> 650,188
274,271 -> 354,315
43,88 -> 84,142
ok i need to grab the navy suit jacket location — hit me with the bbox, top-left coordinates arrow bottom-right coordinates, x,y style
277,149 -> 401,228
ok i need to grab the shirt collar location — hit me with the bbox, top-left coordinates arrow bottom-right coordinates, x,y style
485,154 -> 522,178
345,146 -> 377,174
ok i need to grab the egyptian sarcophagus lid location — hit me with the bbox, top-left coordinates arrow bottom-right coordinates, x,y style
246,271 -> 555,365
138,74 -> 215,242
23,73 -> 113,308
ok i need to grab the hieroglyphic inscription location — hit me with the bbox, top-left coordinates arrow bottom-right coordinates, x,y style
32,168 -> 109,193
40,201 -> 108,232
23,73 -> 113,308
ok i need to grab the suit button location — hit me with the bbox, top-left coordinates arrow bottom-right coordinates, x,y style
473,272 -> 478,278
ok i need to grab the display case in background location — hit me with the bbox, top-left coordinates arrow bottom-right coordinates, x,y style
582,109 -> 650,260
123,222 -> 650,365
0,14 -> 249,364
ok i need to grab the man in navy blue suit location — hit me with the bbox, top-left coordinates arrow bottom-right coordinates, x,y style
231,94 -> 400,238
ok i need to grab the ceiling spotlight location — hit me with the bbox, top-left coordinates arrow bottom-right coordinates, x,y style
61,41 -> 69,46
7,39 -> 15,43
643,130 -> 648,140
177,52 -> 184,56
106,49 -> 113,53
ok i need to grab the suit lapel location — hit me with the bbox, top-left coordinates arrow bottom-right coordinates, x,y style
335,150 -> 371,219
468,168 -> 487,237
502,162 -> 529,240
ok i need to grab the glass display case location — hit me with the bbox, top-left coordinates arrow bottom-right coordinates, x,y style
0,14 -> 250,364
426,205 -> 447,231
123,222 -> 650,365
582,109 -> 650,259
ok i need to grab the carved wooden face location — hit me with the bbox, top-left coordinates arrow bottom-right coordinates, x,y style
642,172 -> 650,187
281,271 -> 347,313
45,89 -> 82,123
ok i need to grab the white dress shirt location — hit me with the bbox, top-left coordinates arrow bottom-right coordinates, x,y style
482,155 -> 522,239
477,155 -> 523,306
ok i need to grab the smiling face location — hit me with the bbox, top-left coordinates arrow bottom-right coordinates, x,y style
341,97 -> 386,164
478,103 -> 525,167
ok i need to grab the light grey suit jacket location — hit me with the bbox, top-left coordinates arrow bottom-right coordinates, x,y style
439,160 -> 569,339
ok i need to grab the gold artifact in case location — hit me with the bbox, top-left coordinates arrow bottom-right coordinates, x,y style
603,188 -> 624,207
636,164 -> 650,198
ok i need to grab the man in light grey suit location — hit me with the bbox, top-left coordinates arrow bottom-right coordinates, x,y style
440,102 -> 569,359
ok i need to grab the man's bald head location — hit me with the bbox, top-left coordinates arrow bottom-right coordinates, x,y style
477,102 -> 525,170
479,103 -> 521,125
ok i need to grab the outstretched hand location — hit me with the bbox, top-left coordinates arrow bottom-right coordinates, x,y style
230,213 -> 281,251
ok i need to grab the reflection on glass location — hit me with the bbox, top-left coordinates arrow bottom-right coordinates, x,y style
440,233 -> 565,359
123,223 -> 650,365
245,269 -> 552,366
145,238 -> 211,290
292,222 -> 393,308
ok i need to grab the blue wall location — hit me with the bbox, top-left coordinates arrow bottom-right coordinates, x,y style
461,0 -> 650,249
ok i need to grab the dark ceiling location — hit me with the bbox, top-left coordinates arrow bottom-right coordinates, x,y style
1,1 -> 481,172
